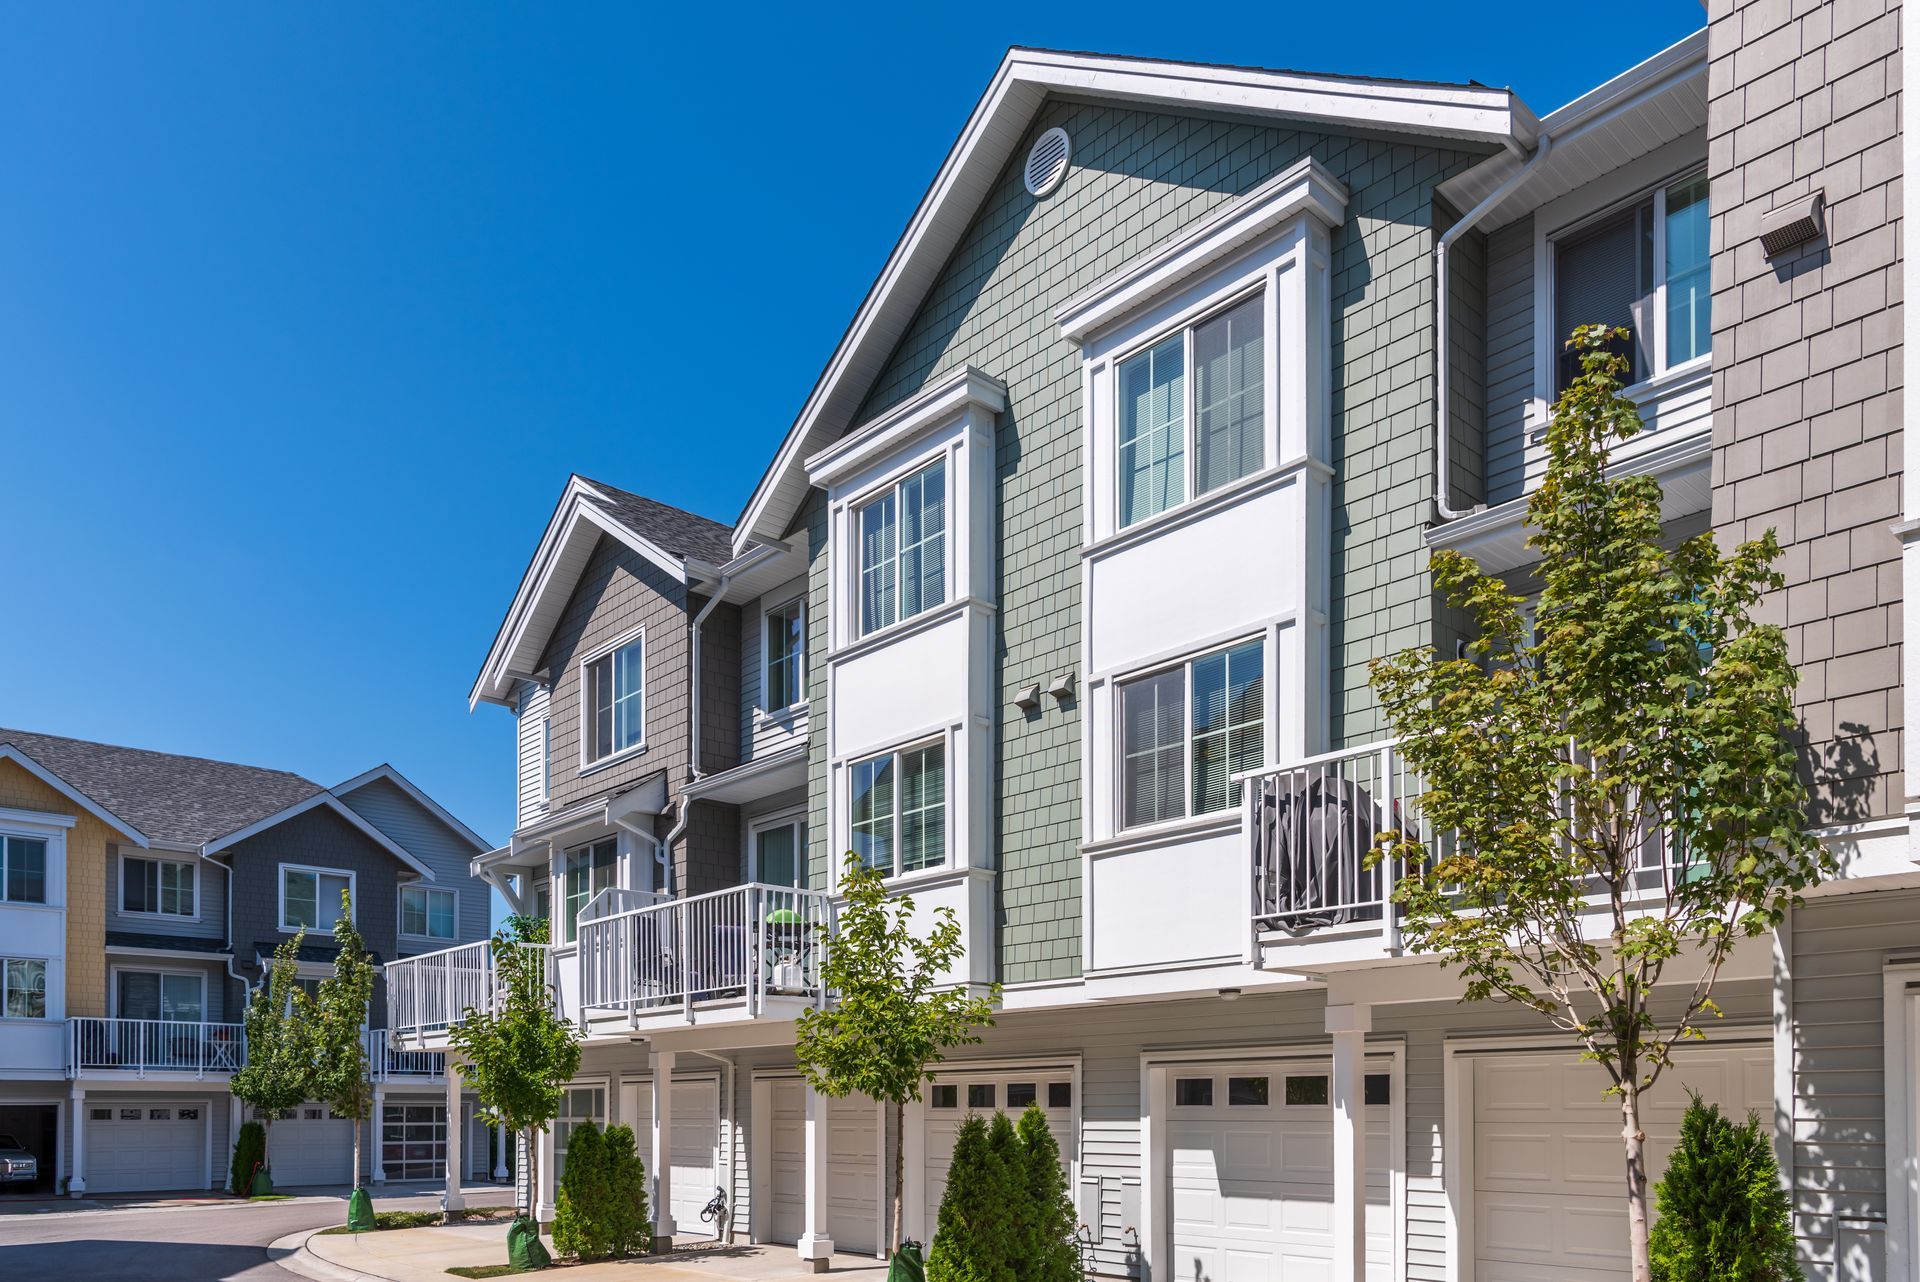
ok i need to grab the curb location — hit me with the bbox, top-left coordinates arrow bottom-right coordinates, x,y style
267,1229 -> 394,1282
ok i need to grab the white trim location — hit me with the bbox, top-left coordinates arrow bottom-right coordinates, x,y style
0,746 -> 148,847
399,884 -> 460,944
757,594 -> 809,716
115,851 -> 201,923
843,732 -> 952,881
0,952 -> 53,1022
746,809 -> 807,889
202,791 -> 434,880
277,863 -> 358,936
330,764 -> 491,853
846,456 -> 953,645
0,823 -> 61,909
1110,634 -> 1266,835
577,624 -> 649,771
1886,959 -> 1920,1282
804,365 -> 1006,488
107,964 -> 210,1023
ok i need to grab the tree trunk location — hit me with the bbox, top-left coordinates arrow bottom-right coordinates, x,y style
352,1114 -> 362,1192
262,1119 -> 272,1184
890,1098 -> 905,1257
1622,1074 -> 1652,1282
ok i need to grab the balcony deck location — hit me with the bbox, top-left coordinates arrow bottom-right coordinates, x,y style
67,1018 -> 439,1080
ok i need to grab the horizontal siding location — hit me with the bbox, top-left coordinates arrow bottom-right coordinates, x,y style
741,578 -> 810,764
106,845 -> 228,944
515,681 -> 550,830
1483,214 -> 1535,505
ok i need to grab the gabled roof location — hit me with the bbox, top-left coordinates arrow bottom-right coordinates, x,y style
201,788 -> 436,880
468,475 -> 740,708
733,46 -> 1539,550
333,763 -> 493,854
0,727 -> 317,848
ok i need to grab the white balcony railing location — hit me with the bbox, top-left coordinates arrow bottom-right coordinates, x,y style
385,939 -> 501,1040
68,1018 -> 245,1077
1243,739 -> 1433,948
365,1027 -> 445,1078
578,882 -> 836,1020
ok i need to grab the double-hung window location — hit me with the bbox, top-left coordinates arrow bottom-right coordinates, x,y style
584,632 -> 645,764
1553,171 -> 1710,389
1,958 -> 46,1019
0,835 -> 47,905
122,856 -> 195,917
400,885 -> 456,940
850,741 -> 946,876
857,459 -> 947,636
765,598 -> 807,709
751,817 -> 806,888
282,866 -> 353,932
1119,639 -> 1265,828
1118,292 -> 1266,527
560,839 -> 618,944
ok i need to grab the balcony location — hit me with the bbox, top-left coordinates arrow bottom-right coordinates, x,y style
365,1027 -> 446,1079
68,1018 -> 245,1079
576,882 -> 836,1033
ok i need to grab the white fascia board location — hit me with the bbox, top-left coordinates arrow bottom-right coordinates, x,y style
202,791 -> 436,881
805,366 -> 1008,488
1538,28 -> 1705,136
1055,156 -> 1350,342
0,744 -> 149,847
731,48 -> 1534,553
331,763 -> 492,853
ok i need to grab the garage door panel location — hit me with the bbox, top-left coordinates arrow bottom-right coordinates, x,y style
626,1078 -> 721,1241
271,1105 -> 354,1187
922,1068 -> 1074,1248
766,1079 -> 805,1245
86,1103 -> 208,1193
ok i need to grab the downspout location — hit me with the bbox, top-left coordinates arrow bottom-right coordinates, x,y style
1433,130 -> 1553,521
217,854 -> 253,1001
659,572 -> 733,893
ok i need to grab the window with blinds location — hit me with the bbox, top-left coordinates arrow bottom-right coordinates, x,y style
850,739 -> 947,876
858,458 -> 947,637
1119,639 -> 1265,828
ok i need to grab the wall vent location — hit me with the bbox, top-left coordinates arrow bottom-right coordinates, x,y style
1759,190 -> 1825,258
1024,127 -> 1071,198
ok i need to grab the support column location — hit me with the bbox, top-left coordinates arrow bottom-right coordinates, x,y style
651,1050 -> 677,1248
493,1122 -> 509,1180
535,1126 -> 557,1223
443,1061 -> 465,1213
1328,1001 -> 1372,1282
67,1087 -> 85,1197
797,1082 -> 834,1273
371,1084 -> 387,1184
227,1096 -> 244,1191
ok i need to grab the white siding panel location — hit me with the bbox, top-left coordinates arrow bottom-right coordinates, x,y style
515,682 -> 551,830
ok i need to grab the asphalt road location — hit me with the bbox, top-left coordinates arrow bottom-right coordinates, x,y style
0,1187 -> 494,1282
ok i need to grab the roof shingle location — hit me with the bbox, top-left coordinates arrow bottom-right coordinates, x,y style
576,476 -> 739,565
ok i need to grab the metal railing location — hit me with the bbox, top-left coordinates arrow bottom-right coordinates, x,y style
578,882 -> 835,1020
68,1018 -> 245,1077
365,1028 -> 445,1078
1243,739 -> 1432,947
384,939 -> 498,1039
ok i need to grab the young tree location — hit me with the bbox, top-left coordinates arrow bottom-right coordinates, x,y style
925,1113 -> 1015,1282
599,1123 -> 650,1259
795,853 -> 999,1257
448,915 -> 580,1269
1368,325 -> 1831,1282
1014,1105 -> 1078,1282
230,931 -> 318,1195
1649,1094 -> 1801,1282
313,890 -> 377,1229
552,1120 -> 608,1261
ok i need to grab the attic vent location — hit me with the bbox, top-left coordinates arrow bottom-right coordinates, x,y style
1024,127 -> 1071,198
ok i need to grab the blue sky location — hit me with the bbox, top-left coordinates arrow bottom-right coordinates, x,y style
0,4 -> 1705,921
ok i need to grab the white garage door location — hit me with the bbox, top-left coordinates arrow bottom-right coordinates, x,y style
625,1078 -> 722,1241
762,1082 -> 880,1255
1471,1044 -> 1770,1282
1165,1060 -> 1392,1282
923,1067 -> 1074,1243
765,1078 -> 807,1244
269,1103 -> 355,1187
85,1102 -> 208,1193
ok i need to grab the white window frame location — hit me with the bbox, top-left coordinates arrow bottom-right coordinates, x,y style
1112,634 -> 1269,836
1111,284 -> 1269,530
0,955 -> 50,1022
553,1080 -> 608,1181
539,715 -> 552,802
747,810 -> 807,888
0,830 -> 52,906
399,884 -> 459,942
110,965 -> 208,1024
278,864 -> 357,935
118,852 -> 200,920
853,457 -> 950,640
578,625 -> 648,769
847,734 -> 950,880
761,595 -> 808,712
557,838 -> 621,946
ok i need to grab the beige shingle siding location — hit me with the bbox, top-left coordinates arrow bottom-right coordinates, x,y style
0,758 -> 115,1018
1707,0 -> 1904,826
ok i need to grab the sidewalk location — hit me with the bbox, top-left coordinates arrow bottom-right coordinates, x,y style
289,1220 -> 891,1281
0,1180 -> 502,1219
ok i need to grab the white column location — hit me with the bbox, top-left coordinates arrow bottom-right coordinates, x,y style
371,1085 -> 387,1183
1328,1001 -> 1372,1282
797,1082 -> 834,1272
493,1122 -> 509,1180
67,1087 -> 86,1197
536,1125 -> 557,1222
227,1096 -> 244,1191
651,1051 -> 677,1244
443,1063 -> 465,1212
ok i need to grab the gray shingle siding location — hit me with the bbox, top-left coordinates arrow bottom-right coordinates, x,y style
818,98 -> 1485,981
336,777 -> 491,948
1482,214 -> 1536,505
105,843 -> 228,944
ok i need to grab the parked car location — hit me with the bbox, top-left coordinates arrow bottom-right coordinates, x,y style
0,1135 -> 38,1186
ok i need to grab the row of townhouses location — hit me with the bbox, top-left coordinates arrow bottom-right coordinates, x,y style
0,728 -> 501,1195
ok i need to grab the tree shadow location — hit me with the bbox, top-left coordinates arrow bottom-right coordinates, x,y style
1800,719 -> 1879,828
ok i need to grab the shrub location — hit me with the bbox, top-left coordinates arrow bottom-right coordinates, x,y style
1015,1105 -> 1078,1282
230,1120 -> 266,1197
600,1123 -> 650,1256
1650,1093 -> 1802,1282
552,1122 -> 609,1261
927,1113 -> 1019,1282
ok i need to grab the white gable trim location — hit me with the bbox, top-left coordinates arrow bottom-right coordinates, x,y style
201,791 -> 435,880
332,763 -> 492,853
805,366 -> 1007,488
733,47 -> 1534,550
0,744 -> 150,847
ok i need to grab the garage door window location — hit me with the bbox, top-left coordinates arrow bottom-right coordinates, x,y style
555,1086 -> 605,1179
1364,1074 -> 1390,1105
1006,1083 -> 1037,1108
90,1108 -> 110,1121
966,1084 -> 994,1109
1175,1078 -> 1213,1107
1284,1075 -> 1328,1106
179,1107 -> 199,1121
1228,1076 -> 1270,1106
383,1103 -> 446,1181
1048,1082 -> 1071,1108
930,1085 -> 957,1109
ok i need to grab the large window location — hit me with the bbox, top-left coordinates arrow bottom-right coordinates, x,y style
1119,292 -> 1266,527
401,885 -> 456,940
764,598 -> 807,709
1554,171 -> 1710,390
281,866 -> 353,932
1120,639 -> 1265,828
382,1102 -> 447,1182
858,459 -> 947,636
1,835 -> 46,905
560,839 -> 618,944
583,631 -> 646,764
116,970 -> 203,1023
122,856 -> 195,917
751,817 -> 806,888
2,958 -> 46,1019
850,741 -> 946,876
554,1085 -> 606,1180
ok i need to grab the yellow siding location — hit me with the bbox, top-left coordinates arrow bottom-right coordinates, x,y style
0,758 -> 123,1018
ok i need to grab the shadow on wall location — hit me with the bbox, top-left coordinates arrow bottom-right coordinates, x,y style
1800,718 -> 1880,829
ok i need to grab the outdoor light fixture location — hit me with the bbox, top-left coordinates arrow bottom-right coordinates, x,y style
1217,987 -> 1242,1001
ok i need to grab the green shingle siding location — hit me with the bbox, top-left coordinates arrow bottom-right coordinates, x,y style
802,97 -> 1487,983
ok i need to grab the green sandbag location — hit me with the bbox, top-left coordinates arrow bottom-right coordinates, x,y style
507,1216 -> 551,1271
346,1186 -> 375,1232
887,1241 -> 925,1282
252,1168 -> 274,1198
